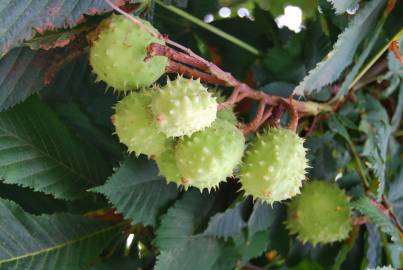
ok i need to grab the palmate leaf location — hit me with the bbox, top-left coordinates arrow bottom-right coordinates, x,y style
0,0 -> 139,56
0,47 -> 66,111
92,157 -> 178,227
293,0 -> 386,96
0,96 -> 109,200
351,197 -> 400,242
0,198 -> 122,269
326,0 -> 358,14
155,190 -> 221,270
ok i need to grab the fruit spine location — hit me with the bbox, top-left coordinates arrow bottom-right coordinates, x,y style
89,15 -> 167,91
286,181 -> 352,245
240,128 -> 308,203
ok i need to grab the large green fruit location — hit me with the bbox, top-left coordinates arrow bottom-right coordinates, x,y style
113,92 -> 171,157
89,15 -> 167,91
286,181 -> 352,245
175,119 -> 245,190
240,128 -> 308,203
151,77 -> 217,137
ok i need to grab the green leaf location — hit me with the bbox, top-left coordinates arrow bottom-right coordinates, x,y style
155,190 -> 221,270
0,182 -> 67,214
234,230 -> 269,265
92,156 -> 178,227
366,224 -> 382,268
0,47 -> 65,111
0,198 -> 122,269
155,189 -> 216,249
293,0 -> 386,95
263,33 -> 306,83
351,197 -> 400,242
388,166 -> 403,224
0,96 -> 109,200
288,260 -> 324,270
203,202 -> 246,240
247,201 -> 280,236
335,16 -> 385,98
0,0 -> 139,56
326,0 -> 358,14
155,237 -> 221,270
51,102 -> 122,164
90,256 -> 143,270
358,95 -> 392,198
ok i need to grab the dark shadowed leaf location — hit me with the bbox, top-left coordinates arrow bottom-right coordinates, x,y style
0,198 -> 122,269
0,47 -> 67,111
0,0 -> 140,55
358,95 -> 392,198
204,201 -> 246,240
155,190 -> 221,270
0,96 -> 109,200
92,156 -> 178,227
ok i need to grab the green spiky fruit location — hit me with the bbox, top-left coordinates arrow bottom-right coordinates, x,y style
240,128 -> 308,203
286,181 -> 352,245
151,77 -> 217,137
155,147 -> 182,183
175,119 -> 245,190
214,92 -> 237,124
217,106 -> 237,124
113,91 -> 171,157
89,15 -> 167,91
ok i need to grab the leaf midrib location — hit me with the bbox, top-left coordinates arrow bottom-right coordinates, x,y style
0,222 -> 123,264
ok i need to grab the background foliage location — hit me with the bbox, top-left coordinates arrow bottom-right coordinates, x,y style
0,0 -> 402,269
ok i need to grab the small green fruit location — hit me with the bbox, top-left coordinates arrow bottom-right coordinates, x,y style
89,15 -> 167,91
217,106 -> 237,124
240,128 -> 308,203
155,146 -> 182,183
151,77 -> 217,137
286,181 -> 352,245
113,92 -> 171,157
175,119 -> 245,190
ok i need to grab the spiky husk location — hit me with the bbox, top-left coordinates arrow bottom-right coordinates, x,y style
286,181 -> 352,245
240,128 -> 308,203
217,107 -> 237,124
151,77 -> 217,137
155,146 -> 182,183
175,119 -> 245,191
214,91 -> 237,124
89,15 -> 167,91
113,92 -> 171,157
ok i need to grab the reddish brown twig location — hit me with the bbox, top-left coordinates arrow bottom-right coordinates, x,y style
371,196 -> 403,233
166,60 -> 225,85
280,97 -> 298,132
148,43 -> 210,73
243,99 -> 266,135
352,216 -> 369,226
389,40 -> 403,64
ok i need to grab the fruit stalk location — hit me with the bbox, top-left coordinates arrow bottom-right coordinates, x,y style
147,42 -> 332,133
